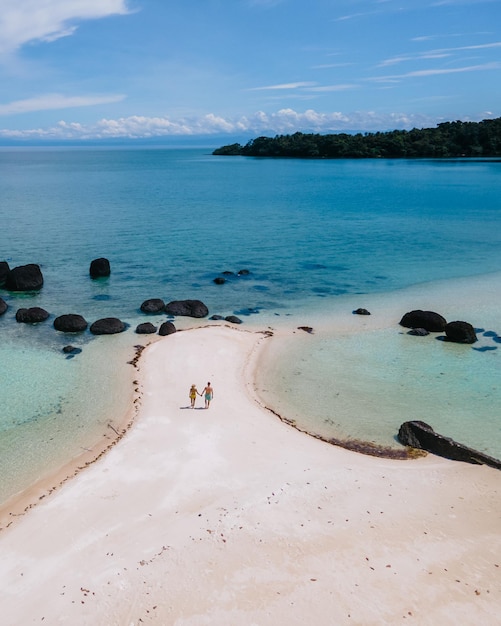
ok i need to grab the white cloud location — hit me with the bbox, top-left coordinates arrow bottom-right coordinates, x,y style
307,84 -> 358,92
370,61 -> 501,82
248,82 -> 317,91
0,0 -> 132,56
0,108 -> 457,141
0,93 -> 126,115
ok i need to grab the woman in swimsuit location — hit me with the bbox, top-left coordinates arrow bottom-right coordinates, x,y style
189,384 -> 199,408
202,382 -> 213,409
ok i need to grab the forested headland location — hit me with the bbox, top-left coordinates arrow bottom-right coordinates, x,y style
212,117 -> 501,159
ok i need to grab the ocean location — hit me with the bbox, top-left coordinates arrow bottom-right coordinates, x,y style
1,147 -> 500,506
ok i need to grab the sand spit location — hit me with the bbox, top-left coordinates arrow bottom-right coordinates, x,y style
0,325 -> 499,625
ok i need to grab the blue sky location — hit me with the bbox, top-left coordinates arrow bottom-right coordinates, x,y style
1,0 -> 500,142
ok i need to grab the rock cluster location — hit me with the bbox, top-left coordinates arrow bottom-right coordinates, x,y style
400,309 -> 477,344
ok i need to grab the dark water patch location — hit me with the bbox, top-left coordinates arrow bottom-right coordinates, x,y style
303,262 -> 327,270
483,330 -> 499,337
472,346 -> 498,352
93,294 -> 112,301
233,307 -> 262,316
252,285 -> 269,292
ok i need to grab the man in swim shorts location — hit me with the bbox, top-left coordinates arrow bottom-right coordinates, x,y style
202,382 -> 213,409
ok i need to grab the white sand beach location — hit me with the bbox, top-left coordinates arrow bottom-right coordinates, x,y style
0,324 -> 500,625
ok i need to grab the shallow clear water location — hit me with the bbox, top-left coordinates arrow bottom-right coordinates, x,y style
255,277 -> 501,457
1,148 -> 501,504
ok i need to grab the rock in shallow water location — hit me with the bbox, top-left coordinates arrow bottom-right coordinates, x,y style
445,320 -> 477,344
399,310 -> 446,332
15,307 -> 49,323
90,317 -> 126,335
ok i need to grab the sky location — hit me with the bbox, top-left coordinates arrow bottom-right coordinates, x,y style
0,0 -> 500,143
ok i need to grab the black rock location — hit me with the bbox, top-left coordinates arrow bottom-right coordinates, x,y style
158,321 -> 176,336
225,315 -> 242,324
353,308 -> 371,316
62,345 -> 82,355
0,261 -> 9,286
445,320 -> 477,344
213,277 -> 226,285
297,326 -> 314,334
398,420 -> 501,470
237,269 -> 250,276
136,322 -> 157,334
222,271 -> 235,276
15,307 -> 50,323
164,300 -> 209,318
399,310 -> 447,332
54,314 -> 88,332
89,257 -> 111,279
407,328 -> 430,336
0,297 -> 7,316
140,298 -> 165,314
90,317 -> 126,335
5,264 -> 44,291
210,315 -> 224,320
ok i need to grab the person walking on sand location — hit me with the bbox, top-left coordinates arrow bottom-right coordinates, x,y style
189,384 -> 200,409
202,382 -> 213,409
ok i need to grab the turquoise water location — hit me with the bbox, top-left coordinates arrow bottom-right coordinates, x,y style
1,148 -> 501,504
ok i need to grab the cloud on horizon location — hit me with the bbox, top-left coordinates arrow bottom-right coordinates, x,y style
1,107 -> 491,142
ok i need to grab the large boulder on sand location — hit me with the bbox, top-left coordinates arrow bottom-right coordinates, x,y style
5,264 -> 44,291
89,258 -> 111,279
90,317 -> 126,335
136,322 -> 157,334
15,307 -> 50,323
54,314 -> 88,333
140,298 -> 165,314
158,321 -> 176,336
445,321 -> 477,344
164,299 -> 208,318
399,310 -> 446,332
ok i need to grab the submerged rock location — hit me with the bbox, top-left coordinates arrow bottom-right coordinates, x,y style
0,297 -> 7,316
407,328 -> 430,336
62,345 -> 82,355
398,420 -> 501,470
399,310 -> 447,332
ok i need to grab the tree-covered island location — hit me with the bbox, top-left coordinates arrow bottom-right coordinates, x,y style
212,117 -> 501,159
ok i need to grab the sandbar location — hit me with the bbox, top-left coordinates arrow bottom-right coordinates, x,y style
0,324 -> 499,624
